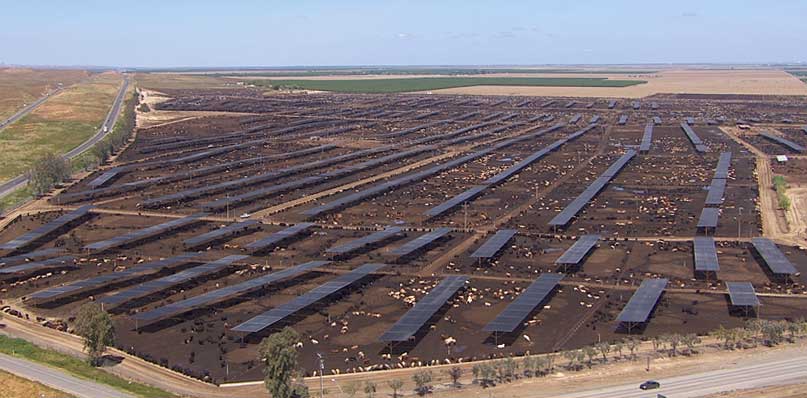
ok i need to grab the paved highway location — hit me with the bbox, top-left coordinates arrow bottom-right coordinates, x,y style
0,88 -> 63,131
0,353 -> 134,398
0,76 -> 130,200
554,353 -> 807,398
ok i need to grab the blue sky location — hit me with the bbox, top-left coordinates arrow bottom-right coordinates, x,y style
2,0 -> 806,67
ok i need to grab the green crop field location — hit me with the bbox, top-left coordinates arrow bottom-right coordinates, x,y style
254,77 -> 646,93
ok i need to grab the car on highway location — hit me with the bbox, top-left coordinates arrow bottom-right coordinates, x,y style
639,380 -> 661,390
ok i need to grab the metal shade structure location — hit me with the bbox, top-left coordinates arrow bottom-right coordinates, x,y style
0,205 -> 94,251
483,273 -> 563,333
389,228 -> 452,257
0,248 -> 64,267
549,150 -> 636,227
380,275 -> 468,342
133,260 -> 330,324
617,279 -> 668,325
0,256 -> 75,276
183,221 -> 260,249
751,238 -> 798,276
100,254 -> 247,307
693,237 -> 720,272
714,152 -> 732,179
424,186 -> 488,218
697,208 -> 720,229
232,263 -> 386,333
759,132 -> 805,153
555,235 -> 600,266
680,122 -> 708,153
83,213 -> 206,252
726,282 -> 760,307
244,223 -> 314,253
470,229 -> 517,258
704,178 -> 727,206
639,122 -> 654,152
28,253 -> 201,301
326,227 -> 403,256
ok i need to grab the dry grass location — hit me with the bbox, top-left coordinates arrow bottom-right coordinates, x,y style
0,369 -> 74,398
706,383 -> 807,398
0,72 -> 123,183
134,73 -> 237,90
0,68 -> 90,121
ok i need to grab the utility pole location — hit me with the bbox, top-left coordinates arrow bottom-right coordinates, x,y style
463,202 -> 468,231
317,353 -> 325,398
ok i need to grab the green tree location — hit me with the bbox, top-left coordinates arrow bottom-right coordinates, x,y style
29,153 -> 71,196
343,381 -> 360,398
446,366 -> 463,387
613,341 -> 624,359
364,381 -> 377,398
666,334 -> 682,357
625,337 -> 639,359
73,302 -> 115,366
595,342 -> 611,362
478,363 -> 495,387
583,346 -> 597,367
533,357 -> 547,377
412,370 -> 433,395
546,352 -> 557,373
259,327 -> 302,398
563,350 -> 577,370
387,379 -> 404,398
502,357 -> 518,381
683,334 -> 701,355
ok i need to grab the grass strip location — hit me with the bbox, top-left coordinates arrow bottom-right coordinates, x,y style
0,334 -> 177,398
773,175 -> 791,211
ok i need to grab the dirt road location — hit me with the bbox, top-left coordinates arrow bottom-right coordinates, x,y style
719,127 -> 805,247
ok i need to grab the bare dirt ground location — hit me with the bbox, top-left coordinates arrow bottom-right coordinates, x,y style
136,89 -> 257,129
720,126 -> 807,247
427,70 -> 807,98
3,88 -> 807,396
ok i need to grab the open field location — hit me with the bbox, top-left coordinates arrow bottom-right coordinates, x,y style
251,77 -> 646,93
197,67 -> 657,77
0,68 -> 90,122
709,383 -> 807,398
0,369 -> 73,398
0,73 -> 124,184
134,73 -> 242,91
427,69 -> 807,97
1,84 -> 806,388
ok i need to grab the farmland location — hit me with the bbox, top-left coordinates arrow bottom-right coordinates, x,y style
1,82 -> 806,387
198,68 -> 657,78
253,77 -> 647,93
